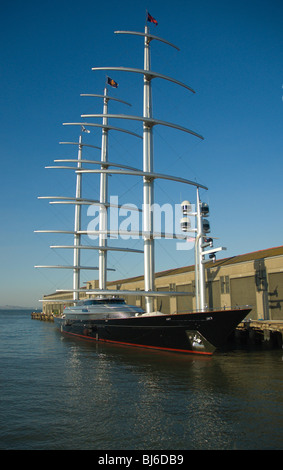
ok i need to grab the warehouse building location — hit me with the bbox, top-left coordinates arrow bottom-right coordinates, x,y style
42,245 -> 283,321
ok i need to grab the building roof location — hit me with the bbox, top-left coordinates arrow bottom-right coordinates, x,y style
44,245 -> 283,297
107,245 -> 283,285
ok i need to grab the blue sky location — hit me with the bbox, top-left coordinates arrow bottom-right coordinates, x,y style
1,0 -> 282,307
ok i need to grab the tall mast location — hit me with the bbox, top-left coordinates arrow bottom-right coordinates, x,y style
143,25 -> 155,313
78,22 -> 207,306
36,21 -> 210,306
73,131 -> 83,301
196,187 -> 206,310
80,88 -> 134,290
99,87 -> 109,290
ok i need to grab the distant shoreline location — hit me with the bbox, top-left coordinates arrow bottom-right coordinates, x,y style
0,306 -> 38,311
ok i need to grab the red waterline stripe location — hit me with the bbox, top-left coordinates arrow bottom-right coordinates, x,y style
62,330 -> 213,356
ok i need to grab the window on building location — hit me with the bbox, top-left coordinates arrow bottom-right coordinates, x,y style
221,276 -> 230,294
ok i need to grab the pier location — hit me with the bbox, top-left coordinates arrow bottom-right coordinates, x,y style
232,320 -> 283,349
31,312 -> 54,322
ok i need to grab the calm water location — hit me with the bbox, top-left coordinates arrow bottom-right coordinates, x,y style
0,310 -> 282,450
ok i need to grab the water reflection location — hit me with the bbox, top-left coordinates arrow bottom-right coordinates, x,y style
57,335 -> 283,449
2,312 -> 281,449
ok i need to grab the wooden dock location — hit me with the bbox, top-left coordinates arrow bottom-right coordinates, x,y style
233,320 -> 283,349
31,312 -> 54,322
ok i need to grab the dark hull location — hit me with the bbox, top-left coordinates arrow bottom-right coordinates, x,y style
54,308 -> 251,355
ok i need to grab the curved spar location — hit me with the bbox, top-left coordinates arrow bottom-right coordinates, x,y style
76,168 -> 208,191
80,114 -> 204,141
91,66 -> 195,93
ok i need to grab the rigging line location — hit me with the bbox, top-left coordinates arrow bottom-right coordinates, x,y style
155,237 -> 195,270
109,131 -> 142,167
153,179 -> 187,207
119,177 -> 143,199
36,262 -> 73,292
155,238 -> 183,268
36,268 -> 63,293
116,261 -> 143,281
36,203 -> 71,236
105,241 -> 144,279
153,77 -> 193,121
50,245 -> 76,266
49,199 -> 76,227
107,254 -> 133,280
79,143 -> 100,159
153,125 -> 205,184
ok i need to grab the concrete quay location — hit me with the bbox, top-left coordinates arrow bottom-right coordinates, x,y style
231,320 -> 283,349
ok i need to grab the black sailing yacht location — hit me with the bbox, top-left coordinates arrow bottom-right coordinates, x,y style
36,15 -> 251,355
